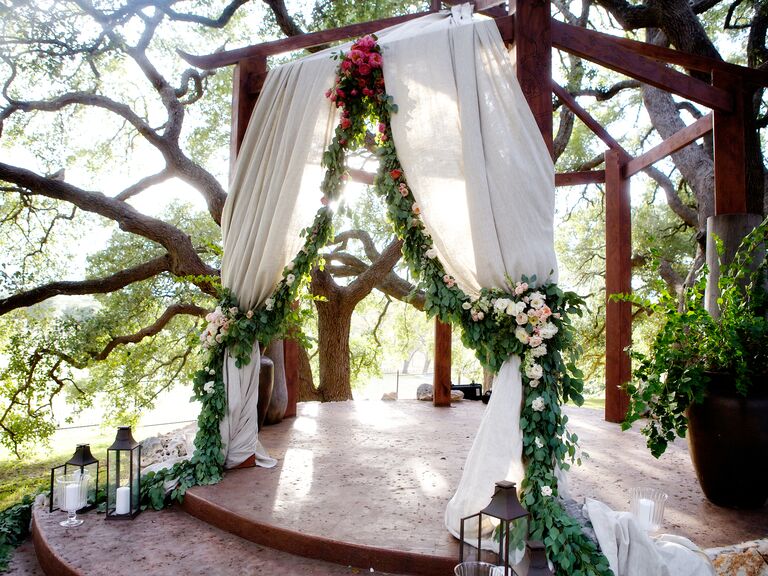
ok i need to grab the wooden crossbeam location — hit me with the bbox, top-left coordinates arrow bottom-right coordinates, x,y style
624,113 -> 713,177
179,12 -> 431,69
556,170 -> 605,186
551,21 -> 733,112
553,82 -> 629,158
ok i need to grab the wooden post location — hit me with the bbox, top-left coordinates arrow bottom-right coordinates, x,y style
512,0 -> 553,156
604,149 -> 631,423
433,319 -> 452,406
711,69 -> 747,215
230,56 -> 268,179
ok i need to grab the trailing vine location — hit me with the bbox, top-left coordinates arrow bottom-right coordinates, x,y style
143,33 -> 612,576
324,36 -> 612,575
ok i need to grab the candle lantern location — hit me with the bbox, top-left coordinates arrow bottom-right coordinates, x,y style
49,444 -> 99,514
106,426 -> 142,520
459,481 -> 529,576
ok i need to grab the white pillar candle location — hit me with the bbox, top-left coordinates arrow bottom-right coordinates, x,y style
115,486 -> 131,515
65,483 -> 80,512
636,497 -> 655,530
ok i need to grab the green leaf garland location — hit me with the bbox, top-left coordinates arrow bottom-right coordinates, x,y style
142,35 -> 613,576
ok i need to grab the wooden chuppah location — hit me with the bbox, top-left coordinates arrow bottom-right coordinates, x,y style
182,1 -> 767,423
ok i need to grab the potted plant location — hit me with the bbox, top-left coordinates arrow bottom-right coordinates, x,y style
620,217 -> 768,509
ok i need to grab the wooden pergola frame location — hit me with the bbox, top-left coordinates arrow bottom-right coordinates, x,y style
182,0 -> 767,423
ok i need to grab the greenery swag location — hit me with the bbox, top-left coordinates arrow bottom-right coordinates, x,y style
142,35 -> 611,575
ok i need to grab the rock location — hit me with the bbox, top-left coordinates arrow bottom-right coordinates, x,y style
166,438 -> 188,458
714,549 -> 768,576
451,390 -> 464,402
417,384 -> 434,401
381,392 -> 397,401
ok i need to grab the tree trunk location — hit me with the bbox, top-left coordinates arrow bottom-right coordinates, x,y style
316,298 -> 354,401
297,344 -> 322,402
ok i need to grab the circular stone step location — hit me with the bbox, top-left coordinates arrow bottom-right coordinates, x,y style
32,507 -> 404,576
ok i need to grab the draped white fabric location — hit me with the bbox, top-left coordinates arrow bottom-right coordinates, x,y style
220,6 -> 556,531
219,49 -> 339,467
381,9 -> 557,547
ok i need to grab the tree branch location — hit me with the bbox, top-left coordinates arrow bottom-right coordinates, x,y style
160,0 -> 252,28
347,238 -> 403,304
93,303 -> 207,361
0,254 -> 172,314
262,0 -> 306,37
0,162 -> 218,288
642,165 -> 699,228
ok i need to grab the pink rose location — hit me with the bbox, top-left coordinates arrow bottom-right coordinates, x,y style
335,89 -> 345,99
367,52 -> 383,68
321,196 -> 329,206
399,183 -> 409,197
340,117 -> 351,129
348,50 -> 365,64
378,122 -> 387,133
357,63 -> 372,76
529,335 -> 543,348
412,203 -> 421,215
355,35 -> 376,51
341,60 -> 352,72
362,88 -> 373,96
390,169 -> 402,180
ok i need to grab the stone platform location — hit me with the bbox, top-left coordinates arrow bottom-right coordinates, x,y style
25,401 -> 768,576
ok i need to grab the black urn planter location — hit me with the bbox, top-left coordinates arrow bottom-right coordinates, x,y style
686,373 -> 768,509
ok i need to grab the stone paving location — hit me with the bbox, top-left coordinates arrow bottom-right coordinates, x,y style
6,401 -> 767,575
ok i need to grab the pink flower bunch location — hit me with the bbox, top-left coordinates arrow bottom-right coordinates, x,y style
326,35 -> 387,146
443,274 -> 456,288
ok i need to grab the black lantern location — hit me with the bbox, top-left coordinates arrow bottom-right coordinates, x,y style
459,480 -> 529,576
106,426 -> 141,520
49,444 -> 99,513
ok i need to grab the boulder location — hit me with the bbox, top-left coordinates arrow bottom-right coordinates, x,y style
381,392 -> 397,401
713,549 -> 768,576
451,390 -> 464,402
416,383 -> 434,401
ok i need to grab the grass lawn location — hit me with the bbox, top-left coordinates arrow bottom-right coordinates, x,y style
0,434 -> 113,512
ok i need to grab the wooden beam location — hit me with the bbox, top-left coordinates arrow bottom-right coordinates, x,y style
282,339 -> 299,418
566,25 -> 768,86
555,170 -> 605,186
179,12 -> 431,69
552,21 -> 732,112
712,69 -> 748,214
514,0 -> 553,156
624,113 -> 713,177
604,149 -> 631,424
230,56 -> 267,178
553,82 -> 628,157
433,319 -> 452,407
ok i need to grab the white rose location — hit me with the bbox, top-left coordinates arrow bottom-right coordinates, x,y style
514,301 -> 527,315
476,311 -> 485,320
515,313 -> 528,325
529,335 -> 543,348
246,310 -> 254,319
529,292 -> 546,309
229,306 -> 239,315
208,368 -> 216,375
505,301 -> 518,316
203,381 -> 215,394
286,261 -> 294,271
265,298 -> 275,311
425,248 -> 438,259
540,485 -> 553,497
515,326 -> 529,344
540,322 -> 559,339
531,396 -> 546,412
462,301 -> 472,310
494,298 -> 510,311
534,437 -> 544,449
531,344 -> 547,358
526,363 -> 543,380
215,333 -> 223,343
286,274 -> 295,286
529,379 -> 540,388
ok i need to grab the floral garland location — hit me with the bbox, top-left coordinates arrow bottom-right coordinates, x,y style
144,33 -> 611,576
324,36 -> 611,575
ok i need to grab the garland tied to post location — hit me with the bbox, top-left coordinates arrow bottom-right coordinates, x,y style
143,35 -> 612,576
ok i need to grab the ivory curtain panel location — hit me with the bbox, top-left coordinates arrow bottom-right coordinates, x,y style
220,5 -> 556,542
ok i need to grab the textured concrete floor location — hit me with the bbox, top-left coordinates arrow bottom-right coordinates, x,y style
195,400 -> 766,553
18,401 -> 768,576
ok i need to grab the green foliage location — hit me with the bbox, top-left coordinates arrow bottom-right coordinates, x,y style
322,36 -> 610,576
0,494 -> 34,571
618,217 -> 768,458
